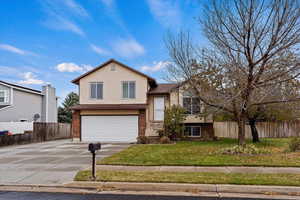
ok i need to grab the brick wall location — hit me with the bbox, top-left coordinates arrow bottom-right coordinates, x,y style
138,109 -> 146,137
72,110 -> 80,139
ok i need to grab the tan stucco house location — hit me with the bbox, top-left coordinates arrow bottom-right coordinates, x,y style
71,59 -> 213,142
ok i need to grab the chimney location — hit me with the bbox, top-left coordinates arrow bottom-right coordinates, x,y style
42,84 -> 57,122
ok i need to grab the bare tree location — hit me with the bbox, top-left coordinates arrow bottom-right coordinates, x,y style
166,0 -> 300,145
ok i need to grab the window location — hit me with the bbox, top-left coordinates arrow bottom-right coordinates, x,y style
183,97 -> 200,114
90,82 -> 103,99
0,90 -> 8,103
184,126 -> 201,137
111,64 -> 116,71
154,97 -> 165,121
122,81 -> 135,99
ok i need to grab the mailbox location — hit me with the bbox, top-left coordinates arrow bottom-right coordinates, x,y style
88,143 -> 101,180
88,143 -> 101,153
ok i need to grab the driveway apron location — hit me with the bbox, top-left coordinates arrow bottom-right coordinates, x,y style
0,140 -> 130,185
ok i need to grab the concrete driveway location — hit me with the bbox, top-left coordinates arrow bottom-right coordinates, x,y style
0,139 -> 130,185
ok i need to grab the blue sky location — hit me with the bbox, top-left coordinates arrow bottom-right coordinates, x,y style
0,0 -> 205,102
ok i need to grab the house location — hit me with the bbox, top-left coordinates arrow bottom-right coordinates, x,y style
0,81 -> 57,122
71,59 -> 214,142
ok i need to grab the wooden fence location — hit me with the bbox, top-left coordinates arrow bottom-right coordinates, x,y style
0,122 -> 71,147
214,121 -> 300,138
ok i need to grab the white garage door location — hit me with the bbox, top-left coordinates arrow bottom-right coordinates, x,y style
81,115 -> 138,142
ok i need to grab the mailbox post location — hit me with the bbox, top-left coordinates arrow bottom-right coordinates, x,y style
88,143 -> 101,180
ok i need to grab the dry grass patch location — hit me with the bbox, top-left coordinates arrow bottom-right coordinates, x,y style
98,138 -> 300,167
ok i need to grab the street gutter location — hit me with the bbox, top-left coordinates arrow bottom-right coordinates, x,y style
0,183 -> 300,199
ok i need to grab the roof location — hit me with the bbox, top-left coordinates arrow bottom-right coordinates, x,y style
71,59 -> 157,86
71,104 -> 147,110
148,83 -> 179,94
0,80 -> 42,94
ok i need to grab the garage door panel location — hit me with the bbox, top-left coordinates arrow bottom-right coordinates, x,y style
81,116 -> 138,142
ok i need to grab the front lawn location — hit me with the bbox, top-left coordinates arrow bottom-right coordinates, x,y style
98,138 -> 300,167
75,170 -> 300,186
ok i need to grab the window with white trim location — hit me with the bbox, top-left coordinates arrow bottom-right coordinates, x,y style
183,97 -> 200,114
154,97 -> 165,121
122,81 -> 135,99
90,82 -> 103,99
0,90 -> 9,103
184,126 -> 201,137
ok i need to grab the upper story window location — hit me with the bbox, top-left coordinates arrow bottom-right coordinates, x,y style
90,82 -> 103,99
0,90 -> 8,103
183,91 -> 201,114
122,81 -> 135,99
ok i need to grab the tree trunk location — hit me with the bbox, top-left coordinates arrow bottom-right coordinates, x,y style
249,119 -> 260,143
237,117 -> 246,145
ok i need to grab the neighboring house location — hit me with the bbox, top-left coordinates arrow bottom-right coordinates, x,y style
71,59 -> 214,142
0,81 -> 57,122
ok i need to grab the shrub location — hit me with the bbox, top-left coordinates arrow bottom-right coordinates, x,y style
163,105 -> 186,140
288,137 -> 300,152
137,136 -> 150,144
160,136 -> 171,144
157,129 -> 165,138
218,144 -> 261,155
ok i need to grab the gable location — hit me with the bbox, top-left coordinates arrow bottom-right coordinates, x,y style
0,83 -> 10,91
78,62 -> 150,104
79,62 -> 148,83
72,59 -> 156,86
0,81 -> 42,95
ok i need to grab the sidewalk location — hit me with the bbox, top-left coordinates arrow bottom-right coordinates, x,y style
65,181 -> 300,198
96,165 -> 300,174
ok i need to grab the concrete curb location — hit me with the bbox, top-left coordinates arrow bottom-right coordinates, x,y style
0,183 -> 300,199
64,181 -> 300,196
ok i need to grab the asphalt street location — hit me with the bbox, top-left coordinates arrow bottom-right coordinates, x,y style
0,191 -> 291,200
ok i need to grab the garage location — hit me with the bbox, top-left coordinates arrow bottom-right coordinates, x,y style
81,115 -> 138,142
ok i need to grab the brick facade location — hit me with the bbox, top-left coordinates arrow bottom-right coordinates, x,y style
72,110 -> 81,139
138,109 -> 146,137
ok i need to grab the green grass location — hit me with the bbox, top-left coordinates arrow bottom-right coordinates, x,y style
98,138 -> 300,167
75,170 -> 300,186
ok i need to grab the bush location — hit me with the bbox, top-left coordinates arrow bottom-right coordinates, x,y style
160,136 -> 171,144
137,136 -> 150,144
157,129 -> 165,138
218,144 -> 261,155
288,137 -> 300,152
163,105 -> 186,140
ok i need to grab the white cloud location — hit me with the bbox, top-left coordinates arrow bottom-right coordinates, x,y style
141,61 -> 171,72
56,62 -> 93,73
63,0 -> 90,18
90,44 -> 110,56
18,72 -> 46,85
0,44 -> 25,55
0,44 -> 37,56
43,12 -> 85,36
40,0 -> 86,36
147,0 -> 181,27
82,64 -> 93,71
99,0 -> 129,32
112,38 -> 145,58
100,0 -> 114,8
